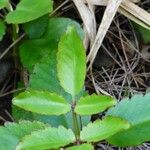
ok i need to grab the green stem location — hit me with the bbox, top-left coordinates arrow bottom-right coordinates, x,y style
72,102 -> 80,142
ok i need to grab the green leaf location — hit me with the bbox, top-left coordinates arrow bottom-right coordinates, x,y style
106,93 -> 150,147
57,26 -> 86,98
23,15 -> 49,39
12,105 -> 34,121
0,121 -> 48,150
66,143 -> 94,150
6,0 -> 53,24
0,0 -> 8,9
12,82 -> 70,128
5,120 -> 49,139
0,127 -> 18,150
19,39 -> 53,72
0,20 -> 6,41
80,116 -> 130,142
33,114 -> 68,128
75,94 -> 116,115
13,90 -> 71,115
43,17 -> 84,42
17,126 -> 76,150
13,104 -> 69,128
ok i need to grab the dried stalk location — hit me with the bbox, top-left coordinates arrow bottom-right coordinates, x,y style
87,0 -> 123,68
72,0 -> 96,46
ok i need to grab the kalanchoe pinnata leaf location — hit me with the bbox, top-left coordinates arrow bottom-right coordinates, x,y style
75,94 -> 117,115
6,0 -> 53,24
106,93 -> 150,147
80,116 -> 130,142
17,126 -> 76,150
0,0 -> 8,9
57,26 -> 86,98
13,90 -> 71,115
0,121 -> 49,150
0,20 -> 6,41
66,143 -> 94,150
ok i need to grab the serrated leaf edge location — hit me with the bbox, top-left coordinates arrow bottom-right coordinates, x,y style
106,93 -> 150,124
16,126 -> 76,150
80,116 -> 130,142
75,94 -> 117,115
57,26 -> 86,98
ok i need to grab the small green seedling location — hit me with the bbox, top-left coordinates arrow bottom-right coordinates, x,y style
0,26 -> 130,150
0,0 -> 150,149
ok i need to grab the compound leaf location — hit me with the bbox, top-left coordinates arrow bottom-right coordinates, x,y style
13,90 -> 71,115
75,94 -> 116,115
57,26 -> 86,98
80,116 -> 130,142
106,93 -> 150,147
16,18 -> 86,128
17,126 -> 76,150
66,143 -> 94,150
6,0 -> 53,24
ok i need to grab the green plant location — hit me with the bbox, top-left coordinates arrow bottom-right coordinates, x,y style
0,25 -> 150,149
0,26 -> 129,150
1,0 -> 85,127
0,0 -> 150,149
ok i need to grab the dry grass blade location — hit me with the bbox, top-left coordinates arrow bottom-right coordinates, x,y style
72,0 -> 96,45
85,0 -> 150,29
87,0 -> 123,68
118,8 -> 150,30
86,1 -> 96,46
85,0 -> 108,6
85,0 -> 140,5
121,0 -> 150,26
